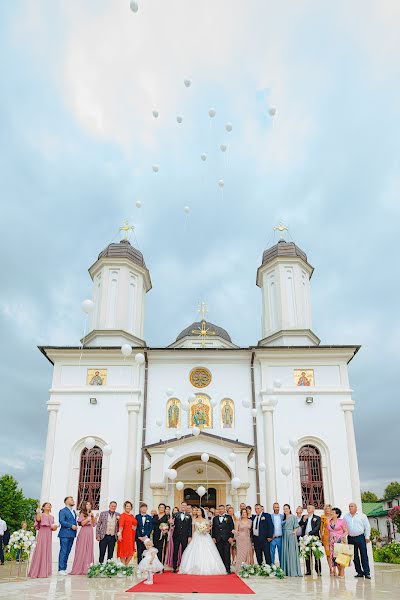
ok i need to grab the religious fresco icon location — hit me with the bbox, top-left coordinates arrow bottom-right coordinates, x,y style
189,394 -> 212,428
189,367 -> 212,388
166,398 -> 181,429
294,369 -> 314,387
220,398 -> 234,428
86,369 -> 107,386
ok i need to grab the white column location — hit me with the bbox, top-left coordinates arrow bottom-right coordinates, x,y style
124,400 -> 141,504
261,400 -> 277,508
40,400 -> 60,503
341,400 -> 361,505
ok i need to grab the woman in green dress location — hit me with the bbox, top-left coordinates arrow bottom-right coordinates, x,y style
281,504 -> 302,577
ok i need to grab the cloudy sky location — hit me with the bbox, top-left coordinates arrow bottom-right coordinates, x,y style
1,0 -> 399,500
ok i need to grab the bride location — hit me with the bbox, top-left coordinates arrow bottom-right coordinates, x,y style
179,507 -> 227,575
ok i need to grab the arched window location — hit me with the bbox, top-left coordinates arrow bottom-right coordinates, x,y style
77,446 -> 103,510
299,444 -> 324,509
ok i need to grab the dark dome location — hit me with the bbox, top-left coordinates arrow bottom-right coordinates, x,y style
98,239 -> 146,268
176,320 -> 232,343
261,239 -> 310,266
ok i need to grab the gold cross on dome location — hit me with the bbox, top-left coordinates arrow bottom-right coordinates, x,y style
119,219 -> 134,240
273,223 -> 288,240
192,320 -> 216,348
197,300 -> 208,321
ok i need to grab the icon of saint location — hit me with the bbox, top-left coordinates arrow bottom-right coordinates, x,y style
89,371 -> 103,385
297,371 -> 311,386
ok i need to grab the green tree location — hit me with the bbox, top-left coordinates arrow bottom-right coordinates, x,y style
0,475 -> 38,532
384,482 -> 400,500
361,491 -> 379,502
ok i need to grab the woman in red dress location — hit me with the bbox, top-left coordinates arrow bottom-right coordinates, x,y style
117,501 -> 137,565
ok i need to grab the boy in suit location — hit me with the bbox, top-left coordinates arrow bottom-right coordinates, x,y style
251,503 -> 274,565
58,496 -> 77,574
212,504 -> 235,574
135,502 -> 153,563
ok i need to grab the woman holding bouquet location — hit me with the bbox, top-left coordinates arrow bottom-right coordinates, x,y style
117,501 -> 137,566
328,507 -> 348,578
281,504 -> 302,577
70,501 -> 97,575
179,507 -> 226,575
28,503 -> 58,578
153,503 -> 169,565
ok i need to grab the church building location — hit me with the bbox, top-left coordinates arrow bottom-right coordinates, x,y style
39,229 -> 362,515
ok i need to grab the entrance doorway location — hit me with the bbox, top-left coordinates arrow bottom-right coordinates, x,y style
184,487 -> 217,508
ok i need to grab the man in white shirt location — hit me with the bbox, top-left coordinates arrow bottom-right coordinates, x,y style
270,503 -> 284,565
344,502 -> 371,579
0,517 -> 7,565
235,502 -> 247,519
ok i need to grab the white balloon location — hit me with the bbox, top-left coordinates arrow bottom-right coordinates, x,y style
218,179 -> 224,188
135,200 -> 142,208
220,144 -> 227,152
269,396 -> 278,407
201,153 -> 207,161
251,408 -> 257,417
175,430 -> 182,439
273,378 -> 282,388
228,452 -> 236,462
156,419 -> 163,427
121,344 -> 132,357
208,108 -> 216,118
152,110 -> 159,118
168,468 -> 177,480
152,164 -> 159,173
166,447 -> 175,457
165,388 -> 174,397
225,122 -> 233,132
289,438 -> 298,448
176,481 -> 184,490
102,445 -> 112,456
268,107 -> 277,117
181,402 -> 189,412
192,426 -> 201,437
135,353 -> 145,364
184,206 -> 190,214
201,453 -> 209,463
85,436 -> 95,450
210,398 -> 217,408
258,462 -> 266,472
231,477 -> 241,489
184,79 -> 191,88
130,1 -> 139,13
176,115 -> 183,124
242,399 -> 251,408
280,446 -> 290,455
82,299 -> 95,314
197,485 -> 206,497
188,393 -> 197,402
281,465 -> 291,476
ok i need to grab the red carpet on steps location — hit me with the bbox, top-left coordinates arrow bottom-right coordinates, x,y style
126,571 -> 255,594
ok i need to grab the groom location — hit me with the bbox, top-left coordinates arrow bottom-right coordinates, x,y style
171,501 -> 192,573
212,504 -> 234,574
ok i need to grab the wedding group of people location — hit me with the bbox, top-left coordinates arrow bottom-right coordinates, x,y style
25,494 -> 371,582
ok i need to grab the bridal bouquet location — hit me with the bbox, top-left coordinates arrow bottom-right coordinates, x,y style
9,530 -> 36,557
159,523 -> 169,536
197,522 -> 208,535
299,535 -> 325,560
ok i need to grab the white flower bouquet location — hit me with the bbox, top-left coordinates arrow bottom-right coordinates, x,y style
87,558 -> 134,578
239,563 -> 284,579
299,535 -> 325,560
197,521 -> 208,535
9,530 -> 36,557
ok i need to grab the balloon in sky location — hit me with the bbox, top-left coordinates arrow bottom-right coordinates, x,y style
176,115 -> 183,124
152,164 -> 159,173
225,122 -> 233,132
208,108 -> 216,118
268,107 -> 276,117
201,153 -> 207,161
220,144 -> 227,152
135,200 -> 142,208
184,206 -> 190,214
218,179 -> 224,188
152,110 -> 159,118
184,79 -> 191,88
82,299 -> 95,314
130,1 -> 139,13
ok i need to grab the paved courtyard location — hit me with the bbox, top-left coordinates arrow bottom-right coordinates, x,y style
0,564 -> 399,600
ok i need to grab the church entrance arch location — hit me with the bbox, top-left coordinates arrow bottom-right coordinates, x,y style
171,455 -> 231,508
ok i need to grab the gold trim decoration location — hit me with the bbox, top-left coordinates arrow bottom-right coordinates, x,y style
190,367 -> 212,388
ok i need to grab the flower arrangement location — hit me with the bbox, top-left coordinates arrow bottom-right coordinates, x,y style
388,506 -> 400,532
197,521 -> 208,535
159,523 -> 169,536
8,530 -> 36,557
239,563 -> 285,579
87,558 -> 134,578
299,535 -> 325,560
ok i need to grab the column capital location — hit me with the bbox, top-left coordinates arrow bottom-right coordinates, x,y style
236,483 -> 250,491
126,401 -> 141,413
341,400 -> 355,412
261,399 -> 276,413
149,482 -> 167,491
46,400 -> 60,412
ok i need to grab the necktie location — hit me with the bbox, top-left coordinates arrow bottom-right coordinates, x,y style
256,516 -> 260,532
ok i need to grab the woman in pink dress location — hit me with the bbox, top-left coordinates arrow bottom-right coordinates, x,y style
233,508 -> 254,568
328,507 -> 348,578
165,507 -> 182,568
28,503 -> 58,578
70,501 -> 97,575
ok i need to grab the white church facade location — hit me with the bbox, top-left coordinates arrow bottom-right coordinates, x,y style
38,233 -> 362,516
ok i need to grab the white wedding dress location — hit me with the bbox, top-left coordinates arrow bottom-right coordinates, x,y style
179,520 -> 226,575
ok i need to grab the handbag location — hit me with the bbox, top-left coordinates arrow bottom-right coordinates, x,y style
335,553 -> 352,567
333,543 -> 354,557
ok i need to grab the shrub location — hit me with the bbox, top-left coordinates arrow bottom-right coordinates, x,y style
373,541 -> 400,564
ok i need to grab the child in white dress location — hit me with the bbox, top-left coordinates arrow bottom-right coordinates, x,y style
137,538 -> 163,585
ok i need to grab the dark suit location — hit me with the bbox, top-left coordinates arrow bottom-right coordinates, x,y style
135,513 -> 153,563
212,514 -> 235,573
300,514 -> 321,574
172,512 -> 192,570
153,513 -> 169,564
251,512 -> 274,565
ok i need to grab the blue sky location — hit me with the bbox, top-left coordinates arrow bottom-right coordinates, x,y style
1,0 -> 399,499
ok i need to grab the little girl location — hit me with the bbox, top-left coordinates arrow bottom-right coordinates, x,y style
137,537 -> 163,585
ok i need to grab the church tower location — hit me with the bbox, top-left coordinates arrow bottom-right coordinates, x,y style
256,226 -> 320,346
83,235 -> 152,347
